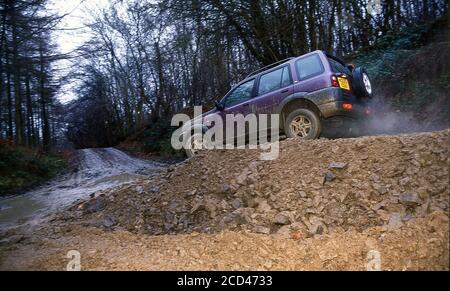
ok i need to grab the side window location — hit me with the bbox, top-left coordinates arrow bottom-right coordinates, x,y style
225,79 -> 255,108
296,54 -> 324,80
258,66 -> 291,95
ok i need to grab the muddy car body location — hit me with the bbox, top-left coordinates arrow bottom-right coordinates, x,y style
184,50 -> 374,157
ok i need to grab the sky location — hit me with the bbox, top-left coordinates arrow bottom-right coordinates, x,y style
47,0 -> 110,103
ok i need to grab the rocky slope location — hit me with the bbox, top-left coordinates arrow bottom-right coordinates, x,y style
0,130 -> 448,270
61,130 -> 449,238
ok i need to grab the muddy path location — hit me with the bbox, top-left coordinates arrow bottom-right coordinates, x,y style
0,148 -> 165,229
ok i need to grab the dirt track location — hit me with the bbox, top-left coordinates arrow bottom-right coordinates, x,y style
0,211 -> 448,271
0,131 -> 449,270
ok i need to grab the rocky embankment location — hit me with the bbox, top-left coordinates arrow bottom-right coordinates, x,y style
62,131 -> 449,237
0,130 -> 448,270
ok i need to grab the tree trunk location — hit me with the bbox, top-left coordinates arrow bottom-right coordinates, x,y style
11,3 -> 24,145
39,40 -> 51,152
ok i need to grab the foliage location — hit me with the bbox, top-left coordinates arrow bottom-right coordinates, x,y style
0,140 -> 67,196
142,120 -> 181,156
349,17 -> 450,126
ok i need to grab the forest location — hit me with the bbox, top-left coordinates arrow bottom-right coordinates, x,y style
0,0 -> 448,150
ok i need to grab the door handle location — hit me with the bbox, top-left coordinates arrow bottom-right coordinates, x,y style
280,89 -> 289,94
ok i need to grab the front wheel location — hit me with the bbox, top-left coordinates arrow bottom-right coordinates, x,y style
285,109 -> 322,139
184,133 -> 207,158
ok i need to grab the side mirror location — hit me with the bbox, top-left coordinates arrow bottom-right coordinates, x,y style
215,101 -> 224,111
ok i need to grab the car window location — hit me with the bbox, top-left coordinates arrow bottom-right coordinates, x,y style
258,66 -> 291,95
328,58 -> 352,75
225,79 -> 255,108
281,66 -> 292,88
296,54 -> 324,80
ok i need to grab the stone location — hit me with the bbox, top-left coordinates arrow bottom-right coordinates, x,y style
254,226 -> 271,235
256,199 -> 271,213
388,213 -> 403,230
324,172 -> 336,183
103,217 -> 118,228
221,184 -> 232,195
222,208 -> 253,225
185,190 -> 197,197
205,201 -> 218,218
273,213 -> 291,225
149,186 -> 160,193
299,191 -> 307,198
399,193 -> 421,207
135,186 -> 145,194
190,201 -> 206,214
82,197 -> 106,214
276,225 -> 292,237
231,198 -> 243,209
369,174 -> 380,182
399,177 -> 411,186
307,217 -> 327,235
371,200 -> 387,211
329,162 -> 348,170
373,184 -> 388,195
236,169 -> 250,185
402,213 -> 415,222
0,235 -> 24,245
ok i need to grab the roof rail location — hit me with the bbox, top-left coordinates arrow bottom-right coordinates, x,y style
246,58 -> 294,78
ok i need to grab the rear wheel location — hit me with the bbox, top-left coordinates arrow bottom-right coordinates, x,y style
285,109 -> 322,139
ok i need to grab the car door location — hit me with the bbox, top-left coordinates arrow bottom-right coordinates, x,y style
220,79 -> 256,143
252,65 -> 294,135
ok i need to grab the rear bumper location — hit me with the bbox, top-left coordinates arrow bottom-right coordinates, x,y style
318,100 -> 370,119
305,87 -> 370,119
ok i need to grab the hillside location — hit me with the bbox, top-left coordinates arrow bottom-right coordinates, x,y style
350,17 -> 450,133
1,130 -> 448,270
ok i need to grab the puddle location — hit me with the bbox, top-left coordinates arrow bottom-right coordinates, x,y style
0,148 -> 165,229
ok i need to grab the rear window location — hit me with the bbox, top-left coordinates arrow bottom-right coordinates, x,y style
295,54 -> 324,80
328,58 -> 352,75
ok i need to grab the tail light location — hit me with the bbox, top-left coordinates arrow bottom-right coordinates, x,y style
342,103 -> 353,110
331,74 -> 351,91
331,75 -> 339,88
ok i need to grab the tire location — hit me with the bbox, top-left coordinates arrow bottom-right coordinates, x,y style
352,67 -> 373,98
285,109 -> 322,140
184,133 -> 212,159
184,133 -> 204,158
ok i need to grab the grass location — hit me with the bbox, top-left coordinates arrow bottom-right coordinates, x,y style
0,140 -> 68,196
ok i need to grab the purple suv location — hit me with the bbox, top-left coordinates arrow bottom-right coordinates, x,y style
184,50 -> 373,157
